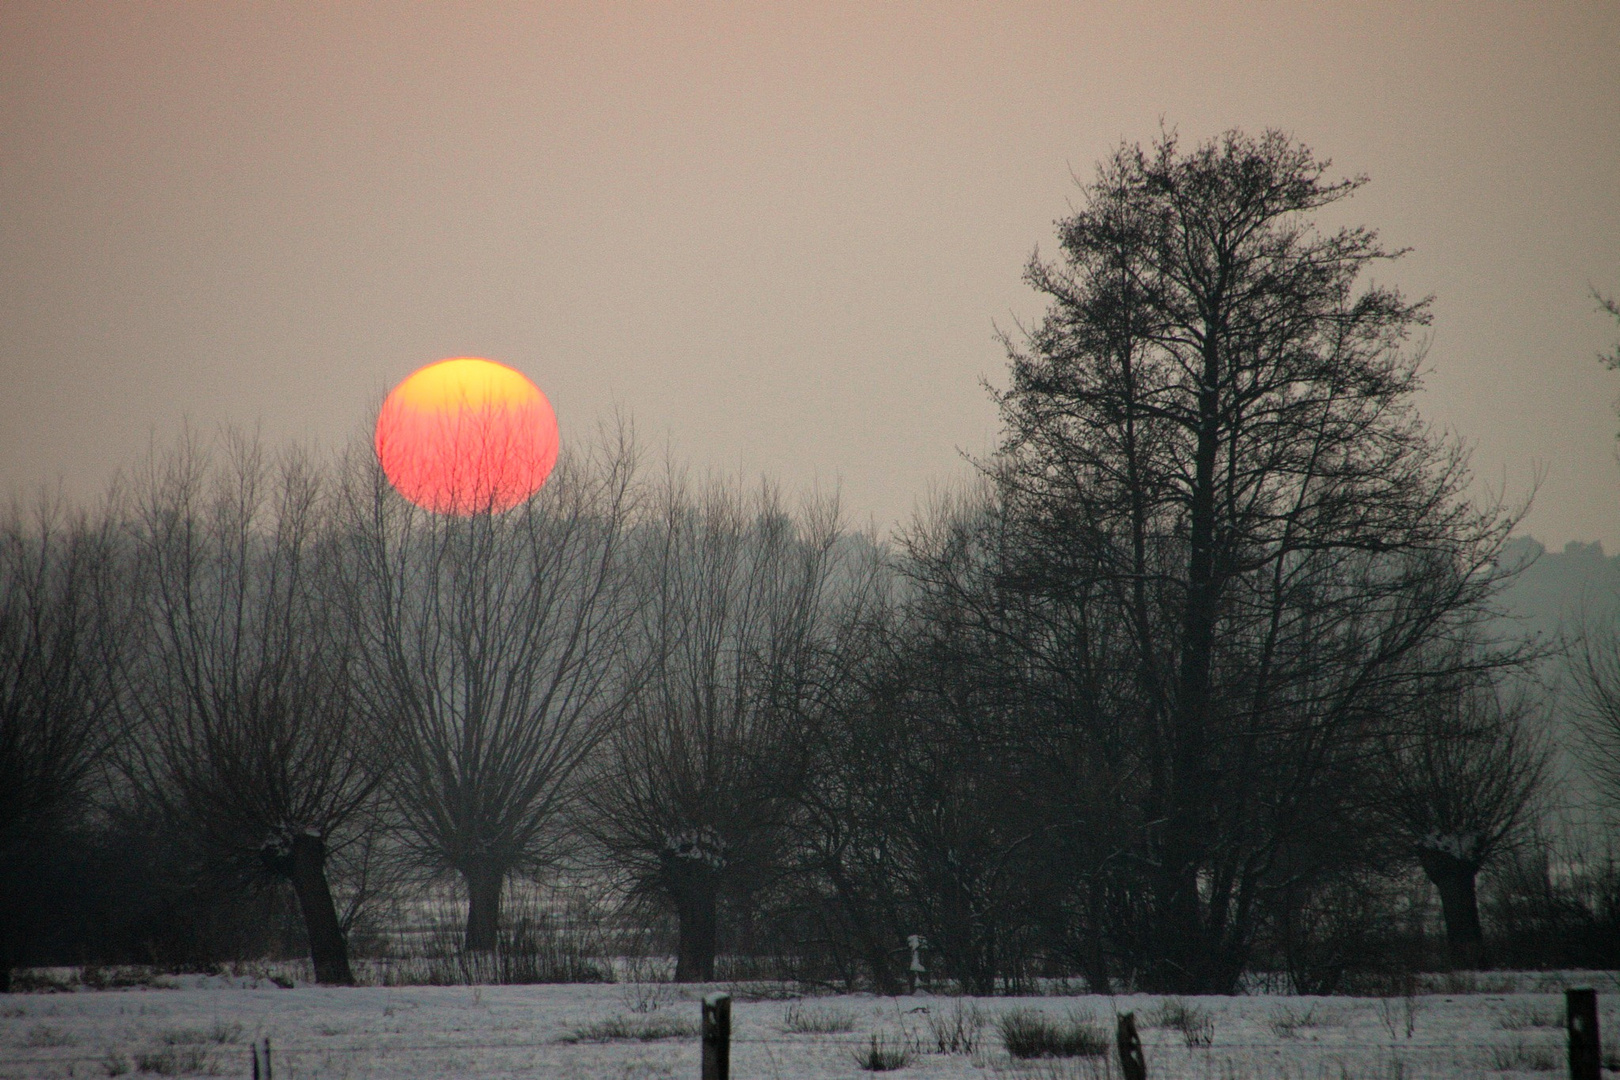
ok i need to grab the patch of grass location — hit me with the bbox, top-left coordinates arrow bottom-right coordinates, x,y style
722,981 -> 802,1002
997,1009 -> 1108,1059
25,1024 -> 77,1048
83,966 -> 181,991
999,1061 -> 1116,1080
103,1050 -> 131,1076
134,1046 -> 212,1075
1489,1039 -> 1558,1072
1495,1003 -> 1559,1030
1431,971 -> 1516,995
9,968 -> 78,993
1151,997 -> 1215,1048
928,999 -> 986,1055
562,1014 -> 699,1043
782,1001 -> 858,1034
159,1030 -> 201,1046
619,976 -> 677,1015
853,1032 -> 912,1071
1266,1004 -> 1317,1039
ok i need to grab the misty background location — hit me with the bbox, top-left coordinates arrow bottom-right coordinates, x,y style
7,0 -> 1620,1009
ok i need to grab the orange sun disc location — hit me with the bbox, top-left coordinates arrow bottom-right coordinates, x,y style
374,357 -> 560,515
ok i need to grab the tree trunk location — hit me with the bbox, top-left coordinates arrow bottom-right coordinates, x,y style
463,865 -> 503,954
1153,340 -> 1224,995
1417,847 -> 1486,969
273,833 -> 355,986
671,871 -> 719,982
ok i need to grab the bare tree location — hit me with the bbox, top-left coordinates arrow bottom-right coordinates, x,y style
0,499 -> 126,991
1569,617 -> 1620,815
340,427 -> 641,952
992,129 -> 1527,991
118,434 -> 373,985
1376,671 -> 1548,968
1595,284 -> 1620,373
586,477 -> 853,982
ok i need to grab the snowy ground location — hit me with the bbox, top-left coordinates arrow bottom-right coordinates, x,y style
1,970 -> 1615,1079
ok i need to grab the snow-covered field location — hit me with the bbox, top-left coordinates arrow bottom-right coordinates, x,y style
1,971 -> 1614,1079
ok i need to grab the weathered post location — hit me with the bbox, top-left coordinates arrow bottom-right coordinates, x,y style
1117,1011 -> 1146,1080
702,991 -> 731,1080
1567,987 -> 1601,1080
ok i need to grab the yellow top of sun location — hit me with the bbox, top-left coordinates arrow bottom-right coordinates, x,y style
391,357 -> 539,411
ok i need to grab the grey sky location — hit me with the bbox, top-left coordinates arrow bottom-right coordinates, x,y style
3,2 -> 1617,544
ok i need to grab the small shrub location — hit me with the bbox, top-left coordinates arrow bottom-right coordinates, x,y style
928,999 -> 986,1054
1150,998 -> 1214,1048
782,1001 -> 858,1034
853,1032 -> 912,1071
998,1009 -> 1108,1059
563,1015 -> 698,1042
1377,993 -> 1422,1041
103,1050 -> 131,1077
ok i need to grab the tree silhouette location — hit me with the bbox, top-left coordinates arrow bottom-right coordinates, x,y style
118,434 -> 372,985
992,128 -> 1525,991
341,427 -> 640,952
586,477 -> 856,981
0,500 -> 125,991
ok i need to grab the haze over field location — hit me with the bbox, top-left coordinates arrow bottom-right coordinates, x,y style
2,2 -> 1618,545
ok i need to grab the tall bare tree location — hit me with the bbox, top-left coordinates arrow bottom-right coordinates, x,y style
0,499 -> 126,991
340,428 -> 640,951
118,434 -> 373,985
992,129 -> 1526,990
586,477 -> 856,981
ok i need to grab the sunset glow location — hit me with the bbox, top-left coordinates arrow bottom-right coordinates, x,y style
374,357 -> 559,514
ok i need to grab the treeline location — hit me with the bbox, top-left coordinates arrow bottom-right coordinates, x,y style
4,130 -> 1618,996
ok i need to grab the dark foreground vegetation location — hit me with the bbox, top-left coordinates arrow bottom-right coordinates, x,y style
4,129 -> 1620,996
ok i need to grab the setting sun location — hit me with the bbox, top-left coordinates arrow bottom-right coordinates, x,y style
374,357 -> 559,514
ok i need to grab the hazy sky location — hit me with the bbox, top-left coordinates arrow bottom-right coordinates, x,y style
4,2 -> 1618,544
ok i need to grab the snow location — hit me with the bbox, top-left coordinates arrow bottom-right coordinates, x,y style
1,971 -> 1614,1079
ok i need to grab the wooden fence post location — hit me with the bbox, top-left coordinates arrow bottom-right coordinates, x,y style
1567,987 -> 1600,1080
1117,1011 -> 1146,1080
250,1037 -> 273,1080
702,992 -> 731,1080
